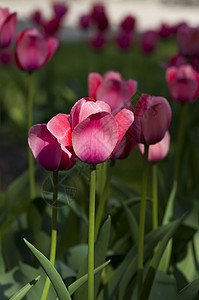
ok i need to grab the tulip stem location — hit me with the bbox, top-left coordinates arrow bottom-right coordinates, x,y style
94,160 -> 115,241
41,171 -> 58,300
137,144 -> 149,298
28,71 -> 35,199
152,164 -> 158,230
88,164 -> 96,300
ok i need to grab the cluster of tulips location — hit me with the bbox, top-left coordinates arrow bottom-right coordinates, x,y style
2,2 -> 199,300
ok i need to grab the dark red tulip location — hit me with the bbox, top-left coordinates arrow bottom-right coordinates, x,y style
120,15 -> 136,33
140,30 -> 158,53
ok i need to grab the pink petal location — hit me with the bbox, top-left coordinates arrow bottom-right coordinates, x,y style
47,113 -> 72,146
59,145 -> 77,170
103,71 -> 123,81
126,79 -> 137,98
88,72 -> 103,98
169,78 -> 198,102
70,97 -> 111,130
114,108 -> 134,147
0,8 -> 9,29
45,37 -> 59,63
28,124 -> 62,171
142,102 -> 171,144
96,79 -> 132,111
166,67 -> 177,84
72,112 -> 118,164
0,13 -> 17,48
15,35 -> 48,70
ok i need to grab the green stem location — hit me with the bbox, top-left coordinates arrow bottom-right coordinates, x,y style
137,144 -> 149,298
152,164 -> 158,230
41,171 -> 58,300
88,164 -> 96,300
94,160 -> 115,241
28,72 -> 35,199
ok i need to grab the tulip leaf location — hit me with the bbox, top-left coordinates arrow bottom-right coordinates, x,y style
9,275 -> 40,300
69,260 -> 110,295
24,239 -> 71,300
177,277 -> 199,300
139,214 -> 185,300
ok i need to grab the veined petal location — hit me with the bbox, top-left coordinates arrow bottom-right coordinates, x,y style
47,113 -> 72,146
28,124 -> 62,171
72,112 -> 118,164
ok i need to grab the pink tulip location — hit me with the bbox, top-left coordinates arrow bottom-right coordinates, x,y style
90,3 -> 109,31
140,30 -> 158,53
120,16 -> 136,33
166,64 -> 199,102
115,32 -> 133,50
70,97 -> 134,164
158,23 -> 172,38
53,2 -> 68,19
131,94 -> 171,145
0,8 -> 17,48
15,28 -> 59,71
139,131 -> 170,162
0,49 -> 12,65
89,32 -> 106,50
88,71 -> 137,112
79,14 -> 91,30
28,114 -> 76,171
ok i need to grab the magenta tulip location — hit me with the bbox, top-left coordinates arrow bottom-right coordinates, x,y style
177,25 -> 199,57
115,32 -> 133,50
140,30 -> 158,53
131,94 -> 171,145
90,4 -> 109,31
166,64 -> 199,102
158,23 -> 172,38
15,28 -> 58,71
88,71 -> 137,112
0,8 -> 17,48
79,14 -> 91,30
139,131 -> 170,162
70,97 -> 134,164
28,114 -> 76,171
53,2 -> 68,19
120,15 -> 136,33
89,32 -> 106,50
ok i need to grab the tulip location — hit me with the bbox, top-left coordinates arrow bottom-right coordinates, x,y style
79,14 -> 91,30
88,71 -> 137,112
53,2 -> 68,19
120,15 -> 136,33
177,24 -> 199,57
0,49 -> 12,65
0,8 -> 17,48
90,3 -> 109,31
70,97 -> 134,164
158,23 -> 172,38
139,131 -> 170,162
89,32 -> 106,50
28,114 -> 76,171
140,30 -> 158,53
131,94 -> 171,145
115,32 -> 133,50
15,28 -> 59,71
166,64 -> 199,102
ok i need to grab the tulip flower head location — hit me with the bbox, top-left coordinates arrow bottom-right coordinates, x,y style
139,131 -> 170,162
15,28 -> 59,71
131,94 -> 171,145
115,32 -> 133,50
140,30 -> 158,53
120,15 -> 136,34
28,114 -> 76,171
166,64 -> 199,102
70,97 -> 134,164
177,25 -> 199,57
88,71 -> 137,112
0,7 -> 17,48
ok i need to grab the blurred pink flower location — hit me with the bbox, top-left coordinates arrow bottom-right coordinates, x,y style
139,131 -> 170,162
0,49 -> 12,65
120,15 -> 136,33
158,23 -> 172,38
178,24 -> 199,57
166,64 -> 199,102
90,3 -> 109,31
0,7 -> 17,48
79,14 -> 91,30
140,30 -> 158,53
70,97 -> 134,164
88,70 -> 137,112
89,32 -> 106,49
15,28 -> 58,71
131,94 -> 171,145
115,31 -> 133,50
28,114 -> 76,171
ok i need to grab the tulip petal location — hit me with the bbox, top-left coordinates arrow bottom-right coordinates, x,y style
28,124 -> 61,171
45,37 -> 59,63
114,108 -> 134,147
88,72 -> 103,98
0,12 -> 17,48
103,71 -> 123,81
47,113 -> 72,146
166,67 -> 177,84
59,145 -> 77,170
169,78 -> 198,102
15,35 -> 48,70
126,79 -> 137,98
72,112 -> 118,164
96,79 -> 132,111
142,102 -> 171,144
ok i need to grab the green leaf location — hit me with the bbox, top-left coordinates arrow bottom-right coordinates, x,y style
0,239 -> 5,275
24,239 -> 71,300
140,215 -> 184,300
119,199 -> 139,244
9,275 -> 40,300
69,260 -> 110,295
177,277 -> 199,300
149,271 -> 177,300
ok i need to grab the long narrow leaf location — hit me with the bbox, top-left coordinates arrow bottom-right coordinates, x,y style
24,239 -> 71,300
9,275 -> 40,300
69,260 -> 110,295
177,277 -> 199,300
